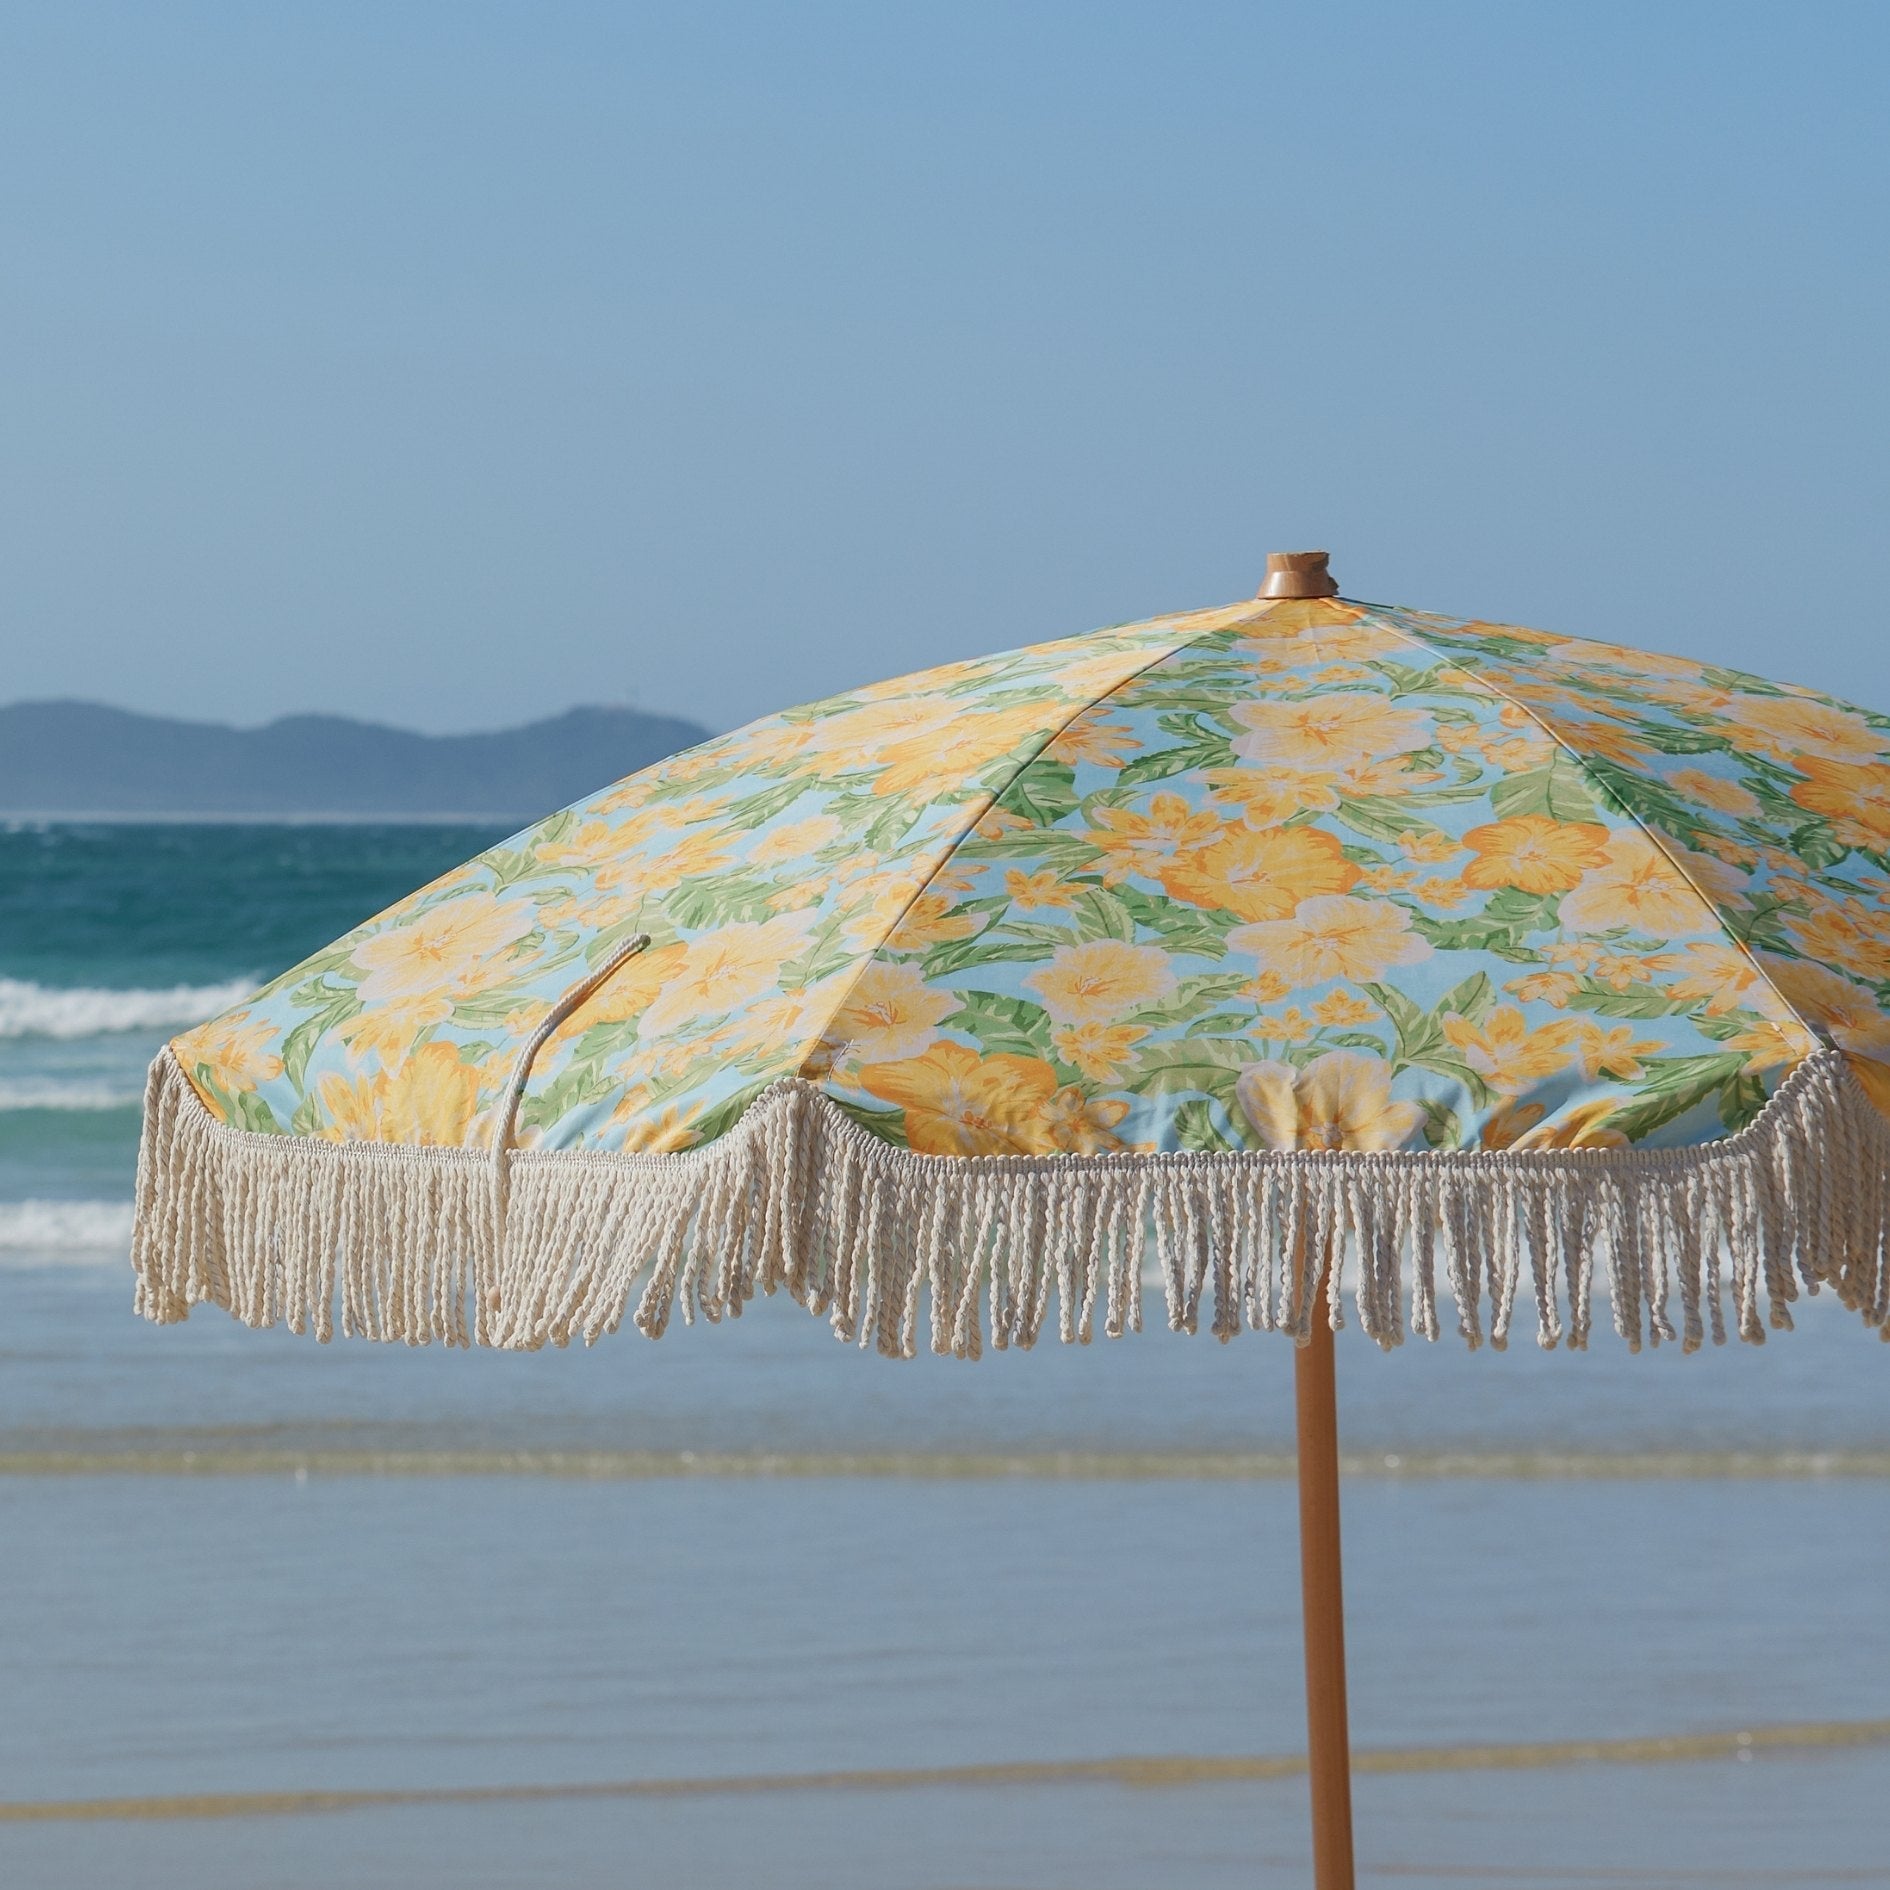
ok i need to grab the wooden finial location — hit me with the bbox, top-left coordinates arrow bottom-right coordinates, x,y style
1259,550 -> 1339,599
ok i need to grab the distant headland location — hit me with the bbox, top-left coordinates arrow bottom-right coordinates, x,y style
0,700 -> 711,820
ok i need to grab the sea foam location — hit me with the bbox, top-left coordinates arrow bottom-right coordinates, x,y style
0,975 -> 253,1041
0,1200 -> 134,1254
0,1079 -> 145,1112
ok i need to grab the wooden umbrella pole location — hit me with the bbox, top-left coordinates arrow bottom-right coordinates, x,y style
1294,1295 -> 1356,1889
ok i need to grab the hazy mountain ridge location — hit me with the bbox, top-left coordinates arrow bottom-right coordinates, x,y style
0,700 -> 712,818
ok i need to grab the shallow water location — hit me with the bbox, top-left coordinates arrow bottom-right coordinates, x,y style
2,824 -> 1886,1887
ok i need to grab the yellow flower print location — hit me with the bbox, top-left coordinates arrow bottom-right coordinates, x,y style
1843,1053 -> 1890,1123
534,889 -> 628,933
1666,767 -> 1762,819
1254,1008 -> 1318,1045
586,775 -> 660,818
871,701 -> 1051,798
1243,970 -> 1292,1004
1732,691 -> 1884,765
812,963 -> 955,1070
1045,650 -> 1166,702
349,891 -> 536,1006
1236,1051 -> 1425,1152
1047,718 -> 1137,768
1478,1099 -> 1547,1150
1004,869 -> 1080,912
1203,770 -> 1312,829
1552,638 -> 1705,683
747,814 -> 845,866
1205,758 -> 1435,829
1590,951 -> 1666,993
1053,1021 -> 1149,1081
1229,696 -> 1435,772
1439,1007 -> 1579,1093
315,1041 -> 485,1146
1789,757 -> 1890,850
335,994 -> 452,1070
1557,832 -> 1710,936
768,881 -> 827,913
1039,1086 -> 1131,1154
637,911 -> 818,1037
645,820 -> 744,884
172,1009 -> 283,1092
546,941 -> 690,1051
975,806 -> 1031,841
1235,620 -> 1402,666
1359,866 -> 1417,893
1312,989 -> 1379,1027
800,695 -> 960,768
605,1098 -> 706,1154
542,806 -> 737,889
1575,1022 -> 1662,1082
1539,714 -> 1657,770
706,977 -> 846,1064
1415,875 -> 1475,910
1156,825 -> 1360,922
1230,894 -> 1430,986
1670,843 -> 1751,908
1086,794 -> 1223,885
1689,835 -> 1759,870
1505,970 -> 1583,1008
1760,957 -> 1890,1059
1024,941 -> 1178,1025
1399,829 -> 1465,864
834,871 -> 924,952
882,892 -> 983,950
1237,599 -> 1370,641
1483,1098 -> 1629,1151
1780,899 -> 1890,985
726,719 -> 820,770
857,1041 -> 1061,1156
1654,941 -> 1769,1016
1478,732 -> 1554,774
1461,816 -> 1611,895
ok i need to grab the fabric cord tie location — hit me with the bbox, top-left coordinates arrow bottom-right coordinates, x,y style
485,933 -> 650,1329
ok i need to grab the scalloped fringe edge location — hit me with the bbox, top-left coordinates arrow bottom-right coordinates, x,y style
132,1049 -> 1890,1357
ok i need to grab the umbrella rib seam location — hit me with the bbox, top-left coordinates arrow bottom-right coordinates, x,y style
1352,600 -> 1822,1062
789,601 -> 1282,1088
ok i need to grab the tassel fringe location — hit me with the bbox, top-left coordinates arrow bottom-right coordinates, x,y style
132,1049 -> 1890,1357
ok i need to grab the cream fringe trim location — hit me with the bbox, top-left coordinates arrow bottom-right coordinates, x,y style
132,1048 -> 1890,1357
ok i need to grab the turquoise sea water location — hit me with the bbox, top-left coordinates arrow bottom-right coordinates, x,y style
1,823 -> 1886,1888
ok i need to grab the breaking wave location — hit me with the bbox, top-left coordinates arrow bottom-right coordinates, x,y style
0,1079 -> 144,1112
0,1200 -> 135,1254
0,976 -> 252,1041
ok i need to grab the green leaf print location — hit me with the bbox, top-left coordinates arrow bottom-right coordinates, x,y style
945,991 -> 1054,1060
1172,1097 -> 1241,1154
1005,759 -> 1079,829
1489,751 -> 1603,824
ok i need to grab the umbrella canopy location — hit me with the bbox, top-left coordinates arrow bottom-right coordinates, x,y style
136,570 -> 1890,1358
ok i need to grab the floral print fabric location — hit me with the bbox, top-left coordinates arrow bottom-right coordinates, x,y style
173,595 -> 1890,1160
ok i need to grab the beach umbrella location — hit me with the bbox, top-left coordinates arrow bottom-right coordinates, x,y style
135,552 -> 1890,1889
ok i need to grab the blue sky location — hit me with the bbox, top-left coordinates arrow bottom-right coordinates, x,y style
2,2 -> 1886,735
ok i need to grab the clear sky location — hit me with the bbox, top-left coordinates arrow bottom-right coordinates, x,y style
2,2 -> 1886,736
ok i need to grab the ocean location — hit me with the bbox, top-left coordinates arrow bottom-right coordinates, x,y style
1,822 -> 1885,1888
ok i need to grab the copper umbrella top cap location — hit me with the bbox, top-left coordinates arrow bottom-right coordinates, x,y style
1258,550 -> 1339,599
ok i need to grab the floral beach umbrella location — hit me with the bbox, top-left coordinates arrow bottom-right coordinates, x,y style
135,552 -> 1890,1889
